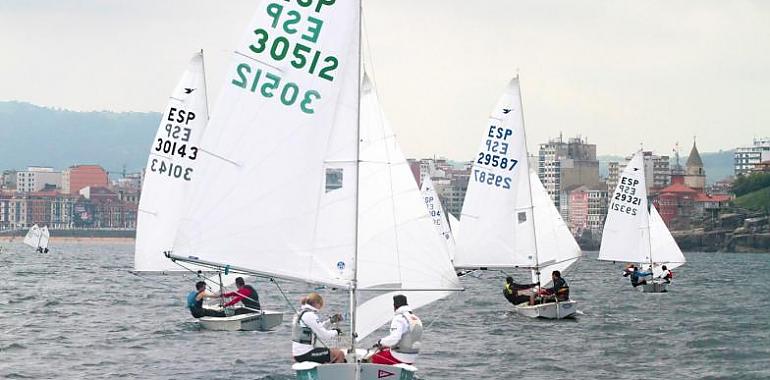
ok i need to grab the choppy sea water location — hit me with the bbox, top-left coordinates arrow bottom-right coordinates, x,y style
1,241 -> 769,379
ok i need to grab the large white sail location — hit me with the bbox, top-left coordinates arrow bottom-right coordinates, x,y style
649,205 -> 686,273
454,78 -> 537,269
529,172 -> 582,286
23,224 -> 41,249
420,175 -> 457,261
173,2 -> 361,288
598,152 -> 651,263
134,52 -> 210,272
354,76 -> 459,340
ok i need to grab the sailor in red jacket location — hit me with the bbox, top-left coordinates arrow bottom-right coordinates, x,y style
221,277 -> 261,315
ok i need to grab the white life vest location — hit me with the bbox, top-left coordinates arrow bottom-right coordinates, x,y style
393,311 -> 423,355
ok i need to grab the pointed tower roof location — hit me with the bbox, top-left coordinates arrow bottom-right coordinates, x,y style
686,140 -> 703,168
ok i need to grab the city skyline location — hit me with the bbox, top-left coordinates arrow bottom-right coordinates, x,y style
1,1 -> 769,159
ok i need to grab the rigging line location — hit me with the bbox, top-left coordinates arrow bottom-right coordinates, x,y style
128,270 -> 180,291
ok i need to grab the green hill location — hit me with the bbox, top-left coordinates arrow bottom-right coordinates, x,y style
734,187 -> 770,213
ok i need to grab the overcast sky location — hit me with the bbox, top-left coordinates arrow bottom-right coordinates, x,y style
1,0 -> 768,159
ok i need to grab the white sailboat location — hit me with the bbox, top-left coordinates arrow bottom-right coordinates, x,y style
598,151 -> 686,293
39,226 -> 50,253
163,1 -> 461,379
420,175 -> 457,261
454,77 -> 582,319
23,224 -> 49,252
133,52 -> 279,330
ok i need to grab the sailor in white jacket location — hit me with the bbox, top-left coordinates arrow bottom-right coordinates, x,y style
371,294 -> 423,365
291,292 -> 346,363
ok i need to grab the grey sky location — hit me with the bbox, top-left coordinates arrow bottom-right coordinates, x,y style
1,0 -> 768,159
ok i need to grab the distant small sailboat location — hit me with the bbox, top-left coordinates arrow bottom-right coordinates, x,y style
23,224 -> 49,253
598,151 -> 686,293
133,51 -> 281,330
420,175 -> 457,261
455,77 -> 582,319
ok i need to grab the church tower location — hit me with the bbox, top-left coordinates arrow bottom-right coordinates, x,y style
684,139 -> 706,192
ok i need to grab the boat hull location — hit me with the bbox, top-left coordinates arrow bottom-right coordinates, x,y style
199,310 -> 283,331
514,300 -> 578,319
294,362 -> 417,380
640,281 -> 668,293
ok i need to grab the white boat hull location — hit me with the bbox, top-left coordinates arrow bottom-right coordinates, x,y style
293,361 -> 417,380
514,300 -> 578,319
640,281 -> 668,293
199,310 -> 283,331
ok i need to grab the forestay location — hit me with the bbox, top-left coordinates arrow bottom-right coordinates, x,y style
419,175 -> 457,261
455,78 -> 537,269
529,172 -> 581,286
135,52 -> 210,272
354,76 -> 458,341
172,1 -> 361,289
598,152 -> 651,264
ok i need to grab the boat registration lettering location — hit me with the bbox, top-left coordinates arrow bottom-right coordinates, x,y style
154,138 -> 198,161
472,169 -> 511,189
149,158 -> 193,182
611,202 -> 637,216
232,63 -> 320,114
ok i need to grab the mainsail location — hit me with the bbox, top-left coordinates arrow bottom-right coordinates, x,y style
598,152 -> 651,264
454,78 -> 538,269
134,52 -> 210,272
23,224 -> 42,249
419,175 -> 457,261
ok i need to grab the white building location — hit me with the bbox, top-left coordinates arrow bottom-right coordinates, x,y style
734,137 -> 770,176
16,167 -> 61,193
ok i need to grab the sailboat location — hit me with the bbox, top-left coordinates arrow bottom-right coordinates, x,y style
598,151 -> 686,293
420,175 -> 457,261
23,224 -> 49,253
454,77 -> 582,319
39,226 -> 50,253
133,51 -> 282,331
162,2 -> 460,379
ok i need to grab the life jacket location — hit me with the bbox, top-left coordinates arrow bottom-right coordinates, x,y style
187,291 -> 203,310
503,282 -> 513,296
393,311 -> 423,355
665,271 -> 673,279
554,278 -> 570,300
240,285 -> 261,309
291,309 -> 316,346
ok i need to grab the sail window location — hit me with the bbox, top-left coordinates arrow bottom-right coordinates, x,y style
325,168 -> 343,193
518,212 -> 527,224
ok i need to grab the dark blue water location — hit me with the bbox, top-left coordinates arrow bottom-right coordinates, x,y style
1,241 -> 769,379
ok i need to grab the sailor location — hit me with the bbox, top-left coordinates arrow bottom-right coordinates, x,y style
221,277 -> 260,315
370,294 -> 423,365
503,276 -> 538,305
628,266 -> 652,287
292,292 -> 346,364
660,265 -> 673,283
530,270 -> 570,305
187,281 -> 226,318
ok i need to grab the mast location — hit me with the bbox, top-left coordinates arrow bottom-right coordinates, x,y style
349,0 -> 363,362
516,76 -> 542,287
